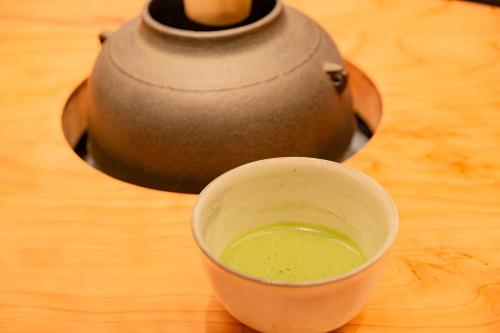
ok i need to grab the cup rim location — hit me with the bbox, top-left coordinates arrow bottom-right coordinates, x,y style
192,157 -> 399,287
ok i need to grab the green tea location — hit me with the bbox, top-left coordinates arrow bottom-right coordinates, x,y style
220,222 -> 367,283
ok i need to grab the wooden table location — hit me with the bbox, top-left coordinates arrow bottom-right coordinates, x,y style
1,0 -> 499,332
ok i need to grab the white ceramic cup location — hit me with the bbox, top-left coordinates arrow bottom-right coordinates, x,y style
192,157 -> 398,333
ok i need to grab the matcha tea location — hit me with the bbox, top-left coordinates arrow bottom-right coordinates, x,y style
220,222 -> 367,283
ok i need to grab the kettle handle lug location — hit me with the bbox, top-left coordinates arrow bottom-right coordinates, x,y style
323,62 -> 349,94
98,30 -> 113,44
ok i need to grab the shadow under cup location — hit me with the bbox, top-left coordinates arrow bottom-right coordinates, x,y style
192,157 -> 398,333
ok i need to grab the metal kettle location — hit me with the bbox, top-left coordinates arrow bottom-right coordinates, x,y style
87,0 -> 355,192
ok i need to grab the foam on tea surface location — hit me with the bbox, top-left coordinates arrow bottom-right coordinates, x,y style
220,222 -> 367,283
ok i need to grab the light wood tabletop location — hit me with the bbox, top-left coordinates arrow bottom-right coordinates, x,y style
0,0 -> 499,332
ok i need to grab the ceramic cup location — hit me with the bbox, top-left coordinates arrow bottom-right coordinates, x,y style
192,157 -> 398,333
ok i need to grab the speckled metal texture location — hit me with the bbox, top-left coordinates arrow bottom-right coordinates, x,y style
87,0 -> 355,193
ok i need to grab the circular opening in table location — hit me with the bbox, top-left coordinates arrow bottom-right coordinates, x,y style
61,61 -> 382,194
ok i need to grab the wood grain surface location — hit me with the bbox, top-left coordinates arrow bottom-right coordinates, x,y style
0,0 -> 499,332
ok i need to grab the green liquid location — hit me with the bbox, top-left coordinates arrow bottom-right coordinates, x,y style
220,222 -> 367,283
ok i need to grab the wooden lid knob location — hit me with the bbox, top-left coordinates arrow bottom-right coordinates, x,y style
184,0 -> 252,27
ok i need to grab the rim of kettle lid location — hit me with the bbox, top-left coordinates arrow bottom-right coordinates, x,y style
141,0 -> 284,39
